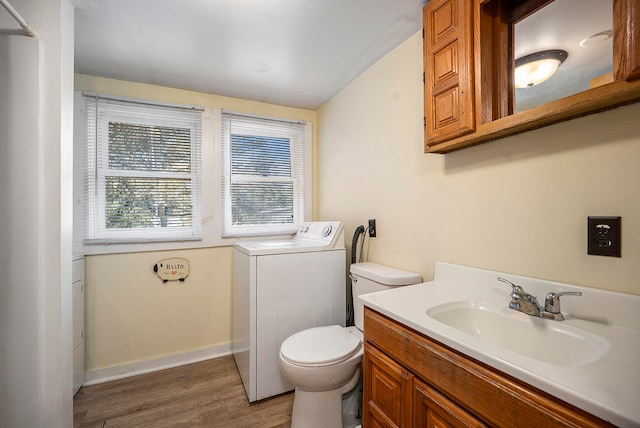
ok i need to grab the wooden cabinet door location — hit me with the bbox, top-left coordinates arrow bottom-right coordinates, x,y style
414,379 -> 488,428
423,0 -> 475,147
363,343 -> 413,428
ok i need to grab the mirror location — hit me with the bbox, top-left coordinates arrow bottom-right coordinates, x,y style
514,0 -> 613,112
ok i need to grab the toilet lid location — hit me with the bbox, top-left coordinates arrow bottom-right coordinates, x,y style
280,325 -> 362,365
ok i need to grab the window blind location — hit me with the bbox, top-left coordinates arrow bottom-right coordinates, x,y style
221,112 -> 308,237
84,95 -> 203,243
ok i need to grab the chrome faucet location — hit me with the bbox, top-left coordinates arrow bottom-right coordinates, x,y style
497,277 -> 581,321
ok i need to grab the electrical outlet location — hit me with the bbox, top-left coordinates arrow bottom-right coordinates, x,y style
368,219 -> 376,237
588,216 -> 621,257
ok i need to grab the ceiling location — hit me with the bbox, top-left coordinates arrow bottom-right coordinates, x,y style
72,0 -> 426,110
22,0 -> 609,112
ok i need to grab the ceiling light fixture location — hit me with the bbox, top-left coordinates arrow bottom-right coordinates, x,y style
514,50 -> 568,88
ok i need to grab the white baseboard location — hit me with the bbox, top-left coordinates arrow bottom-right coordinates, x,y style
83,343 -> 232,386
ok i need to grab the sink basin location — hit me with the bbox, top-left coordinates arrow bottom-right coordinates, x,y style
426,301 -> 610,366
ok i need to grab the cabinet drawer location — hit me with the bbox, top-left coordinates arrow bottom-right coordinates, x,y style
414,378 -> 487,428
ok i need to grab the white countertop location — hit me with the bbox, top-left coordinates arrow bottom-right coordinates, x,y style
359,262 -> 640,427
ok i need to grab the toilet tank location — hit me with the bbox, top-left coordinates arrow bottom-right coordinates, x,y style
350,262 -> 422,331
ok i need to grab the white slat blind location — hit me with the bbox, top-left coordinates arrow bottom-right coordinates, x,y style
84,95 -> 203,243
221,112 -> 308,237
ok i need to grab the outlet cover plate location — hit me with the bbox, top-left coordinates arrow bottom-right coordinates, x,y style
368,219 -> 376,237
587,216 -> 621,257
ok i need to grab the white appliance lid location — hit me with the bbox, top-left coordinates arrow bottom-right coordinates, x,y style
280,325 -> 361,365
233,221 -> 344,256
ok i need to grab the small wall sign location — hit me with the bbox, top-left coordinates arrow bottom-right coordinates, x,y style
153,258 -> 190,283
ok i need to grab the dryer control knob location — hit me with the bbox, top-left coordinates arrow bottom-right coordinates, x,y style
322,225 -> 333,237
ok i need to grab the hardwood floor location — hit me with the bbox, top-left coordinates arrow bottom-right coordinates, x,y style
73,355 -> 293,428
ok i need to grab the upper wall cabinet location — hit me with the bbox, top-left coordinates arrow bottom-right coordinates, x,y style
423,0 -> 640,154
423,0 -> 475,144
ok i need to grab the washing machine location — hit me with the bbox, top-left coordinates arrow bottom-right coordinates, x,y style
232,221 -> 346,402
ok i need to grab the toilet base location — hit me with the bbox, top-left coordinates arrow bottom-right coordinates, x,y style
290,368 -> 360,428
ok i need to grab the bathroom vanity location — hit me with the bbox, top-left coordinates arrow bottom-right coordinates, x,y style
360,263 -> 640,427
364,309 -> 611,427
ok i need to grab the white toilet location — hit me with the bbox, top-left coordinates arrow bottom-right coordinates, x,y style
279,262 -> 422,428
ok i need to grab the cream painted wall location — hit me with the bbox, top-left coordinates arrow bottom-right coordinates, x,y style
85,248 -> 231,370
75,75 -> 317,372
75,74 -> 318,124
317,32 -> 640,295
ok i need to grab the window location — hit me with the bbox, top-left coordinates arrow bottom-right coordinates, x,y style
221,112 -> 311,237
83,94 -> 203,243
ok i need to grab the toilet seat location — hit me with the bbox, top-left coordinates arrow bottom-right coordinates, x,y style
281,325 -> 362,366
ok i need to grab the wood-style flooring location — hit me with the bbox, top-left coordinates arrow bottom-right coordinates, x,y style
73,355 -> 293,428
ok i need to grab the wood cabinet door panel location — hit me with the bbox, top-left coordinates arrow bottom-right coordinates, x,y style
433,86 -> 460,130
432,41 -> 458,85
428,0 -> 457,45
424,0 -> 475,146
364,343 -> 413,428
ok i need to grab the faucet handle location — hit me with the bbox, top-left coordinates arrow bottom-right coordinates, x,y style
544,291 -> 582,315
497,277 -> 526,311
497,277 -> 524,295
